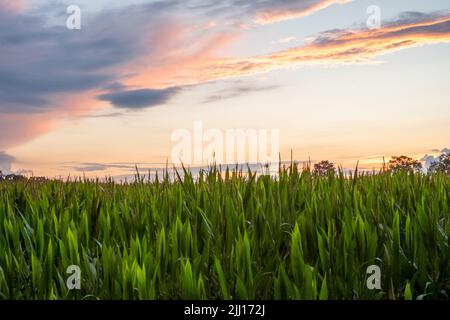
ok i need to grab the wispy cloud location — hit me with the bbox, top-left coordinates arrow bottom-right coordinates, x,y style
250,0 -> 352,25
202,84 -> 279,104
121,11 -> 450,89
62,162 -> 168,173
197,0 -> 352,25
190,11 -> 450,83
0,151 -> 15,173
277,36 -> 297,44
74,112 -> 125,119
70,163 -> 130,172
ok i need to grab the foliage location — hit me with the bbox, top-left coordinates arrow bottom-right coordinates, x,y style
388,156 -> 422,173
313,161 -> 336,176
429,153 -> 450,175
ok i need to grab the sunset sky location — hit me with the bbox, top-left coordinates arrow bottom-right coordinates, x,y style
0,0 -> 449,178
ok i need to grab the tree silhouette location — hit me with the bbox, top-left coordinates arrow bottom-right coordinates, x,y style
313,160 -> 336,176
387,156 -> 422,173
429,153 -> 450,174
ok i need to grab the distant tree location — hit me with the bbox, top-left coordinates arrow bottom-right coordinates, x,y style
2,173 -> 27,181
388,156 -> 422,173
429,153 -> 450,174
29,176 -> 48,183
313,160 -> 336,176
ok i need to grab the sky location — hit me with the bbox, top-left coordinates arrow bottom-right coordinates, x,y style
0,0 -> 449,178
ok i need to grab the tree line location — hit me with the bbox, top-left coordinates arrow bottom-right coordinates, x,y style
313,152 -> 450,176
1,152 -> 449,181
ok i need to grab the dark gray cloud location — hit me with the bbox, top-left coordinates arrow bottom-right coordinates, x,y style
203,84 -> 279,104
75,112 -> 125,119
0,0 -> 349,115
0,151 -> 15,173
0,0 -> 353,114
0,2 -> 178,114
0,1 -> 226,149
98,88 -> 180,109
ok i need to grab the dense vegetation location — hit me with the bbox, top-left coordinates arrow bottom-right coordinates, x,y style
0,164 -> 449,300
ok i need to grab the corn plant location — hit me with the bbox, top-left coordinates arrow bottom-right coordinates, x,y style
0,165 -> 449,300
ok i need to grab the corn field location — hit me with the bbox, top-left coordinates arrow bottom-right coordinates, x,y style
0,165 -> 449,300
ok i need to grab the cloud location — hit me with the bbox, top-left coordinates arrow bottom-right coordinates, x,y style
0,1 -> 234,146
64,162 -> 165,173
98,88 -> 180,109
0,3 -> 178,114
121,31 -> 237,89
278,36 -> 297,44
1,2 -> 449,151
0,0 -> 25,13
72,163 -> 115,172
203,84 -> 279,104
250,0 -> 352,24
197,0 -> 352,25
0,151 -> 15,173
421,147 -> 450,169
189,11 -> 450,83
64,162 -> 135,172
422,155 -> 437,169
0,0 -> 371,150
0,113 -> 56,149
74,112 -> 125,119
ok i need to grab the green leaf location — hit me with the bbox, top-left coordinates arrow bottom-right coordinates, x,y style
319,276 -> 328,300
404,282 -> 413,300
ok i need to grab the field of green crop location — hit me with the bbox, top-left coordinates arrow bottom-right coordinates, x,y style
0,165 -> 449,300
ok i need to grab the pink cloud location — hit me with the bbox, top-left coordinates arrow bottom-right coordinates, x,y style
183,13 -> 450,84
0,0 -> 26,13
123,31 -> 238,89
253,0 -> 352,25
0,114 -> 55,150
0,90 -> 106,150
0,11 -> 237,148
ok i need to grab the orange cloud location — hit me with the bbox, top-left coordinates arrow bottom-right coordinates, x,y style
178,13 -> 450,85
122,27 -> 237,90
102,12 -> 450,95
